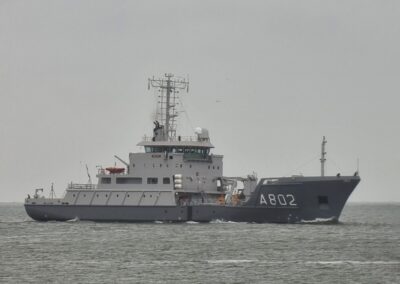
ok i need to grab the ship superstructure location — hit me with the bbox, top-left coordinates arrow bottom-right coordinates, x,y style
24,74 -> 360,223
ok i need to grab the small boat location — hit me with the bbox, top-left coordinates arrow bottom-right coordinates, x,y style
105,167 -> 125,174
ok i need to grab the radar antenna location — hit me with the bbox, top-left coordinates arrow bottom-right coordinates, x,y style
148,73 -> 189,140
320,136 -> 327,176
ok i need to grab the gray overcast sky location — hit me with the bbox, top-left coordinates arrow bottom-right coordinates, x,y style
1,0 -> 399,202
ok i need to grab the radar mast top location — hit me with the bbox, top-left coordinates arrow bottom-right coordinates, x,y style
148,73 -> 189,141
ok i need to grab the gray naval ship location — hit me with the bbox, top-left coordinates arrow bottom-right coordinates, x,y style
25,73 -> 360,223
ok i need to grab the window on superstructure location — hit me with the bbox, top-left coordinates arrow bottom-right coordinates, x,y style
145,147 -> 164,153
101,177 -> 112,184
116,177 -> 142,184
163,177 -> 170,184
182,147 -> 210,160
147,177 -> 158,184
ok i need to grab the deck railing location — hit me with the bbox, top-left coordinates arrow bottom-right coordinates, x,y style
141,135 -> 199,142
68,183 -> 97,190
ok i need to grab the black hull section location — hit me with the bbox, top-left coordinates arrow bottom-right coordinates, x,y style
24,176 -> 360,223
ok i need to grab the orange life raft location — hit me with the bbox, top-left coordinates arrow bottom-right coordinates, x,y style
105,167 -> 125,174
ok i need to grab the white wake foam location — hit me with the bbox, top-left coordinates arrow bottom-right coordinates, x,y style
300,217 -> 336,224
210,219 -> 239,224
66,217 -> 80,222
305,260 -> 400,265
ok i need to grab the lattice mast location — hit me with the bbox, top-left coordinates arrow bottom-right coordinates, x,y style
148,74 -> 189,140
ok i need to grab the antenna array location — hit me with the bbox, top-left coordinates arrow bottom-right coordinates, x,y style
148,73 -> 189,140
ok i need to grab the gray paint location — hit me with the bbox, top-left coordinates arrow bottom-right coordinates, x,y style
25,176 -> 360,223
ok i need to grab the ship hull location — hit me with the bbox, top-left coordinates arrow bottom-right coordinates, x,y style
24,176 -> 360,223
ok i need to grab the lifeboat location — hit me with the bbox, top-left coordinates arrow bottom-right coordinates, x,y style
105,167 -> 125,174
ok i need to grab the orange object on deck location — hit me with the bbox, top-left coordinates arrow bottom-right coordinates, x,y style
105,167 -> 125,174
217,194 -> 226,205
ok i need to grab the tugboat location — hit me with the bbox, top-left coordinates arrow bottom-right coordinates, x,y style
24,73 -> 360,223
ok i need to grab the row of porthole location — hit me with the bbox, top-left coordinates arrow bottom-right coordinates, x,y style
132,163 -> 171,168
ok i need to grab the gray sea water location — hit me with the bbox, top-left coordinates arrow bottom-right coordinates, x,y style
0,203 -> 399,283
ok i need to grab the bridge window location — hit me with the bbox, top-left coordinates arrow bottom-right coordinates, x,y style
145,146 -> 210,157
182,148 -> 210,160
145,147 -> 160,153
147,177 -> 158,184
116,177 -> 142,184
163,177 -> 170,184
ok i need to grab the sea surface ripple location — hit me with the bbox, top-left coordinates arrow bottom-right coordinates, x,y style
0,203 -> 399,283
